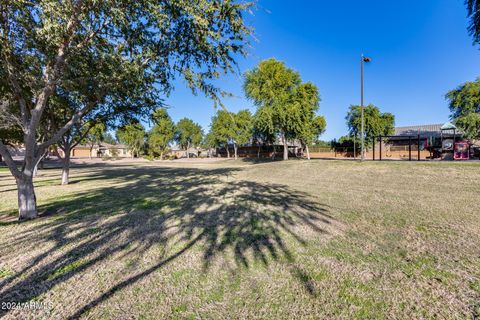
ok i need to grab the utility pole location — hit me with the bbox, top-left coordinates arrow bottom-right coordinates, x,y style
360,54 -> 371,161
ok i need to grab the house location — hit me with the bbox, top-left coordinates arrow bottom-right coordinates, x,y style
96,143 -> 132,158
58,143 -> 132,158
170,145 -> 202,158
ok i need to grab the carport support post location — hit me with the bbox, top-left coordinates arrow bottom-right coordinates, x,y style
409,136 -> 412,161
353,138 -> 356,160
379,136 -> 382,161
373,137 -> 375,160
417,135 -> 421,161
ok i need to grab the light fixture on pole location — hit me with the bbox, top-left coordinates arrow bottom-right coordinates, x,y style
360,54 -> 371,162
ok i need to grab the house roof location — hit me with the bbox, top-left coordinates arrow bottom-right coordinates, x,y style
98,143 -> 128,149
394,123 -> 463,137
394,124 -> 443,136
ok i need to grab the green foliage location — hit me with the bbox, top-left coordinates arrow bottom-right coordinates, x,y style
252,106 -> 276,145
300,115 -> 327,147
110,148 -> 120,159
311,140 -> 332,148
244,59 -> 301,142
102,133 -> 118,145
82,122 -> 106,148
147,109 -> 175,158
209,110 -> 235,148
0,128 -> 23,145
233,110 -> 254,146
0,0 -> 254,183
117,123 -> 146,157
208,109 -> 253,149
175,118 -> 203,150
244,59 -> 325,155
346,104 -> 395,148
466,0 -> 480,45
202,132 -> 218,150
446,78 -> 480,140
335,136 -> 360,151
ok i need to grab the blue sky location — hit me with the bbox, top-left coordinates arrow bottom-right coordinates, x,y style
162,0 -> 480,141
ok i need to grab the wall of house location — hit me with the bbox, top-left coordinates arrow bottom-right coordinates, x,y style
72,148 -> 91,157
56,146 -> 132,158
102,148 -> 132,158
309,149 -> 432,160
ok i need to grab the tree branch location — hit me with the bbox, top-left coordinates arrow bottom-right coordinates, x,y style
29,0 -> 86,135
0,8 -> 29,129
74,16 -> 112,51
37,99 -> 98,154
71,124 -> 93,149
0,140 -> 20,179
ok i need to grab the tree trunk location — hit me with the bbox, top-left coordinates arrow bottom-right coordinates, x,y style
282,135 -> 288,160
89,144 -> 93,159
257,145 -> 261,159
234,143 -> 238,159
16,175 -> 37,220
160,151 -> 164,160
226,146 -> 230,158
186,142 -> 190,159
305,144 -> 311,160
61,147 -> 71,185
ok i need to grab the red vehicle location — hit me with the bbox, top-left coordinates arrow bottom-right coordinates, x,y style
454,141 -> 469,160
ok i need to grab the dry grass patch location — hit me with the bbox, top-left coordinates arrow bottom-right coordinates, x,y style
0,160 -> 479,319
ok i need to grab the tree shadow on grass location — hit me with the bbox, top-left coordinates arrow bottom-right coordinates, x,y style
0,165 -> 337,318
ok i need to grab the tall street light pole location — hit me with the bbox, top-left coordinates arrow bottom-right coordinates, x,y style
360,54 -> 371,161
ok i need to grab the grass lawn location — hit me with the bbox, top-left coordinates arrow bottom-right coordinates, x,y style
0,160 -> 479,319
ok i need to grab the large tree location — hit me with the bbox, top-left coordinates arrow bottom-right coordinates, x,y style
244,59 -> 323,160
209,109 -> 235,158
209,109 -> 253,159
231,110 -> 253,159
117,123 -> 146,158
0,0 -> 253,219
299,115 -> 326,160
446,78 -> 480,141
346,104 -> 395,149
47,57 -> 158,185
175,118 -> 203,158
202,131 -> 219,158
287,82 -> 326,160
147,109 -> 175,160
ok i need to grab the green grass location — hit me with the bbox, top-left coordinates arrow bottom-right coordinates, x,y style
47,259 -> 87,281
0,268 -> 15,278
0,160 -> 479,319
